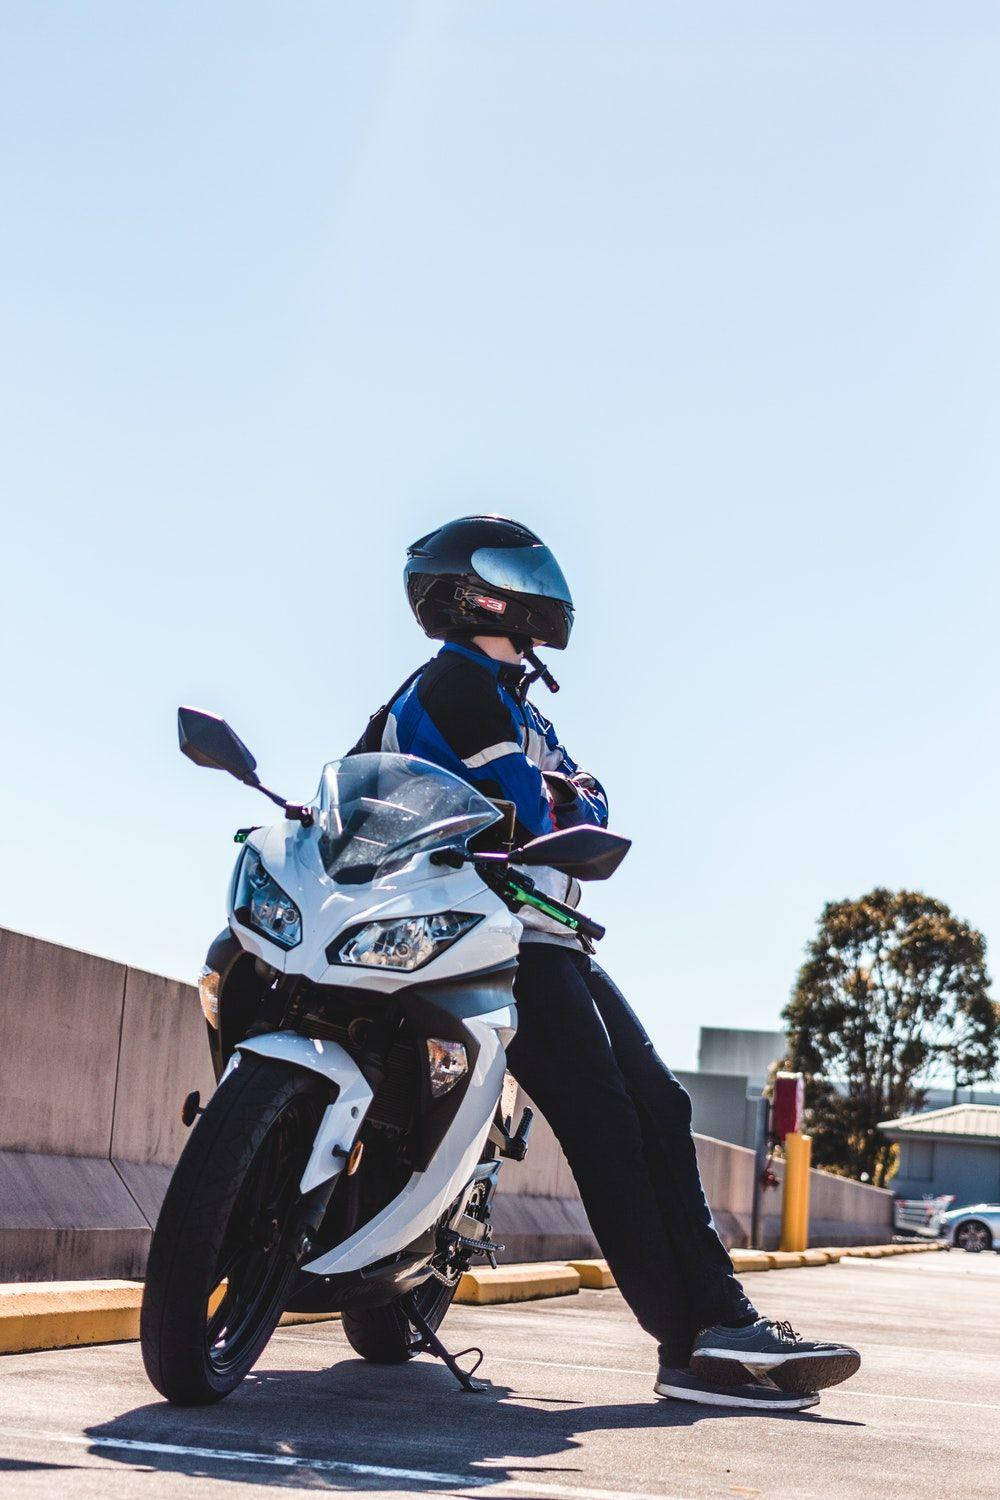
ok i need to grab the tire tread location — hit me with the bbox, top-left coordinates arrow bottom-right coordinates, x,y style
140,1058 -> 326,1404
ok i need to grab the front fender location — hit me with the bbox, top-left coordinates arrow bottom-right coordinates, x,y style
234,1030 -> 374,1194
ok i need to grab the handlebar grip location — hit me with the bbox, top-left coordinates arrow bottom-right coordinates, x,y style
528,886 -> 606,942
496,870 -> 607,942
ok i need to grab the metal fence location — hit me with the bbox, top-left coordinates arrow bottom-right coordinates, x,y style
893,1194 -> 953,1238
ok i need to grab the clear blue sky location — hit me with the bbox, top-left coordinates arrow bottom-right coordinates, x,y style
3,4 -> 999,1072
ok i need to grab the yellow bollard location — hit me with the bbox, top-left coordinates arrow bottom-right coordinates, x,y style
780,1131 -> 812,1252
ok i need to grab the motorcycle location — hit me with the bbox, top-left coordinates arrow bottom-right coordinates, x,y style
140,706 -> 629,1404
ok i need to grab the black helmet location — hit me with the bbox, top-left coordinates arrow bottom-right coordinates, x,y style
404,515 -> 574,649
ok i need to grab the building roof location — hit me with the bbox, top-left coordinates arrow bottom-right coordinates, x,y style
878,1103 -> 1000,1144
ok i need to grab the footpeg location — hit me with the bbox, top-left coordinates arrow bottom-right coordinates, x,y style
180,1090 -> 203,1127
500,1105 -> 534,1161
444,1230 -> 506,1258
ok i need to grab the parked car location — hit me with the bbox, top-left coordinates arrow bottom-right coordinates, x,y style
940,1203 -> 1000,1252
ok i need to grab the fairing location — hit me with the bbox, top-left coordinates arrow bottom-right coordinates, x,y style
210,751 -> 526,1302
302,1002 -> 511,1276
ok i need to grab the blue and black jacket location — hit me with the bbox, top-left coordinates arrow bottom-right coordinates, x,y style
350,642 -> 608,846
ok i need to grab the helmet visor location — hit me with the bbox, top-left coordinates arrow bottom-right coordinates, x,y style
471,545 -> 573,605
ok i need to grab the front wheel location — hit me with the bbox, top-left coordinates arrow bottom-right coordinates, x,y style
140,1056 -> 328,1404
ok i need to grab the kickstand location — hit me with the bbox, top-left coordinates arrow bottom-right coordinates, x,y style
401,1294 -> 487,1392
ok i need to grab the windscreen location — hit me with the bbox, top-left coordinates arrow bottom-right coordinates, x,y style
313,754 -> 500,884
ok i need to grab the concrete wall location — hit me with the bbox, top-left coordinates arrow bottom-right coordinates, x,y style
491,1096 -> 599,1261
791,1150 -> 895,1248
497,1095 -> 893,1256
0,925 -> 892,1279
0,927 -> 213,1281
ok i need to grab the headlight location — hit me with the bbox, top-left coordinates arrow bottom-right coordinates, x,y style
233,848 -> 302,949
198,966 -> 220,1027
333,911 -> 480,971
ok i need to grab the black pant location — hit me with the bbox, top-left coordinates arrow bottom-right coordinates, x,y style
505,944 -> 758,1365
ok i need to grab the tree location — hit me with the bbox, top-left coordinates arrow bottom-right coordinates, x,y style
782,888 -> 999,1185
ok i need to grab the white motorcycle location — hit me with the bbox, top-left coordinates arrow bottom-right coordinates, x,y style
140,707 -> 629,1404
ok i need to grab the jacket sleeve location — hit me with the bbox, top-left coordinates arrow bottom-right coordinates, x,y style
529,707 -> 609,830
418,658 -> 554,839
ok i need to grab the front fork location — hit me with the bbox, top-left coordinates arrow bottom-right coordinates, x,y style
287,1177 -> 344,1267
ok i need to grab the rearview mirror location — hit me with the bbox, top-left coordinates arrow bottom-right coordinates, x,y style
512,826 -> 631,881
177,707 -> 260,787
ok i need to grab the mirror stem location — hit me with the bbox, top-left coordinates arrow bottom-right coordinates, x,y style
256,782 -> 314,827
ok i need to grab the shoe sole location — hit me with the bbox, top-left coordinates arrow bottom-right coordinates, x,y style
691,1352 -> 861,1395
654,1379 -> 819,1411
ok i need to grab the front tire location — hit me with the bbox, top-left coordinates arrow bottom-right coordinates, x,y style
140,1056 -> 328,1404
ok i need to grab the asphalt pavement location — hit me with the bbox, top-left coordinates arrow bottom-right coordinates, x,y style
1,1250 -> 996,1500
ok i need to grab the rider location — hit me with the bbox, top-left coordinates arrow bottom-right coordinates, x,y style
351,514 -> 860,1409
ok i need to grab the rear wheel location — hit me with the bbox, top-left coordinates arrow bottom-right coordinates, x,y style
340,1171 -> 497,1363
341,1275 -> 458,1363
955,1220 -> 992,1253
140,1056 -> 328,1404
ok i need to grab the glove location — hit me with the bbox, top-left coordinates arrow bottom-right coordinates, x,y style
543,771 -> 578,807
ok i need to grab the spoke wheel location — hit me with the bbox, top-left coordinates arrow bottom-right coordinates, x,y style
203,1093 -> 316,1377
956,1220 -> 992,1253
141,1057 -> 327,1404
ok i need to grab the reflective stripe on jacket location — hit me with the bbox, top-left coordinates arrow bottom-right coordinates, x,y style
353,641 -> 609,942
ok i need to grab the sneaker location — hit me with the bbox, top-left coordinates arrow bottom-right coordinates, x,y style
654,1364 -> 819,1411
691,1318 -> 861,1394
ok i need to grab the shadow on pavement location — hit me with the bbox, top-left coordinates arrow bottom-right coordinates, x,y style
86,1356 -> 864,1491
0,1458 -> 83,1473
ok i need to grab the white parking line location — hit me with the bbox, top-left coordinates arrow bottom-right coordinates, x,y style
0,1427 -> 683,1500
272,1332 -> 345,1344
0,1428 -> 478,1487
833,1388 -> 1000,1412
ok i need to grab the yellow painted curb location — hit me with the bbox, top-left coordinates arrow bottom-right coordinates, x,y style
456,1263 -> 580,1305
730,1251 -> 772,1272
568,1258 -> 616,1289
0,1280 -> 340,1357
844,1241 -> 945,1258
800,1249 -> 836,1266
2,1241 -> 947,1356
0,1280 -> 143,1355
207,1282 -> 339,1328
